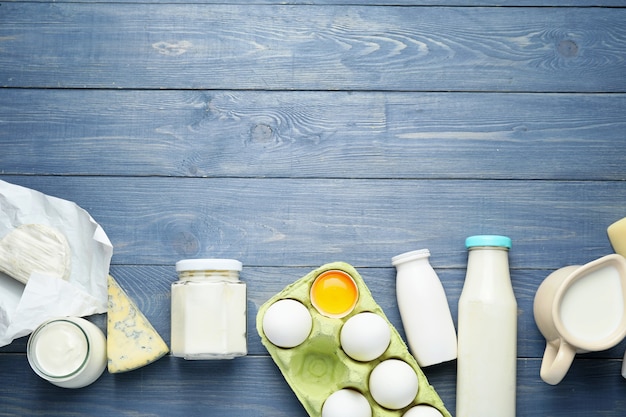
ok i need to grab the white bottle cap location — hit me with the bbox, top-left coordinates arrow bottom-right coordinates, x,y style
391,249 -> 430,266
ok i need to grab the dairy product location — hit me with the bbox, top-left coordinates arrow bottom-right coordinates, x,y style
35,320 -> 87,376
560,266 -> 624,341
27,317 -> 106,388
608,217 -> 626,258
533,254 -> 626,385
0,224 -> 71,284
171,259 -> 247,359
456,235 -> 516,417
107,275 -> 169,373
392,249 -> 457,367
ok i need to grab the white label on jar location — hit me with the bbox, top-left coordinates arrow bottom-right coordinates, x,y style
35,320 -> 88,376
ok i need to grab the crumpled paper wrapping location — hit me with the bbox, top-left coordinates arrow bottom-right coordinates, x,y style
0,180 -> 113,346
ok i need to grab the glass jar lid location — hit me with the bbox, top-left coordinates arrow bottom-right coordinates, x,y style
176,258 -> 242,272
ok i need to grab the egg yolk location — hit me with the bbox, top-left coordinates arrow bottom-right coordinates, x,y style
310,270 -> 359,318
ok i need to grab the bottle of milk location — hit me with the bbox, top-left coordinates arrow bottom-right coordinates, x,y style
392,249 -> 457,367
456,235 -> 516,417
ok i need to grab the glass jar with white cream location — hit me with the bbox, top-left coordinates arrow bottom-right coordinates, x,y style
27,316 -> 107,389
171,258 -> 247,359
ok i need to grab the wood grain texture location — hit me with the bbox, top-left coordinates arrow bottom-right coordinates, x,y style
1,0 -> 625,415
0,354 -> 624,417
4,0 -> 626,5
1,4 -> 625,92
0,176 -> 622,269
1,90 -> 625,180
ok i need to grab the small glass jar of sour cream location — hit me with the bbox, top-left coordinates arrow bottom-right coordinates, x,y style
27,316 -> 107,389
171,258 -> 247,360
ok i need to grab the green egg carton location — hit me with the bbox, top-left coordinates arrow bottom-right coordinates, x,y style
256,261 -> 452,417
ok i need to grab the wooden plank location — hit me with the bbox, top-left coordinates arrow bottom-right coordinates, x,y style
0,176 -> 621,269
1,90 -> 625,180
1,5 -> 625,92
4,0 -> 625,6
0,0 -> 624,415
0,354 -> 623,416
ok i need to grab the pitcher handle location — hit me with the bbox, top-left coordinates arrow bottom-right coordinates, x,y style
540,339 -> 576,385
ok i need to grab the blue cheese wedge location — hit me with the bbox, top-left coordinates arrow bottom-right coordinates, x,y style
107,275 -> 169,373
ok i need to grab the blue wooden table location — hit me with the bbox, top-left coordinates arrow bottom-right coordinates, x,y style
1,0 -> 625,415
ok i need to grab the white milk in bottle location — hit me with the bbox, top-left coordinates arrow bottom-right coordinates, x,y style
456,235 -> 516,417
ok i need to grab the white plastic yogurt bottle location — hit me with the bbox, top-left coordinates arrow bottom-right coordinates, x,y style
392,249 -> 457,367
456,235 -> 516,417
27,317 -> 107,389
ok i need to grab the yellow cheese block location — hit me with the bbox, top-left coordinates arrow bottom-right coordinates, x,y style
107,275 -> 169,373
608,217 -> 626,258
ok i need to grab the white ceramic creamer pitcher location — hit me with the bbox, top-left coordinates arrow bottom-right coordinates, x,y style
533,254 -> 626,385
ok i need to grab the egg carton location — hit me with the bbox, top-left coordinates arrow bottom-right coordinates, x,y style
256,261 -> 452,417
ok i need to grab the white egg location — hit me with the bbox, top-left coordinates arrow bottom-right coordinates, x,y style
403,405 -> 444,417
262,299 -> 312,348
322,389 -> 372,417
340,312 -> 391,361
369,359 -> 419,409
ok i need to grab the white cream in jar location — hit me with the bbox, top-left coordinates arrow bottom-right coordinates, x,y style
171,258 -> 247,359
27,317 -> 107,389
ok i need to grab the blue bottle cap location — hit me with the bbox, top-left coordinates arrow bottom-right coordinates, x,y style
465,235 -> 512,249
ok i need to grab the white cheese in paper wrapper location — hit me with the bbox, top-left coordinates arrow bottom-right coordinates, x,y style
0,180 -> 113,346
